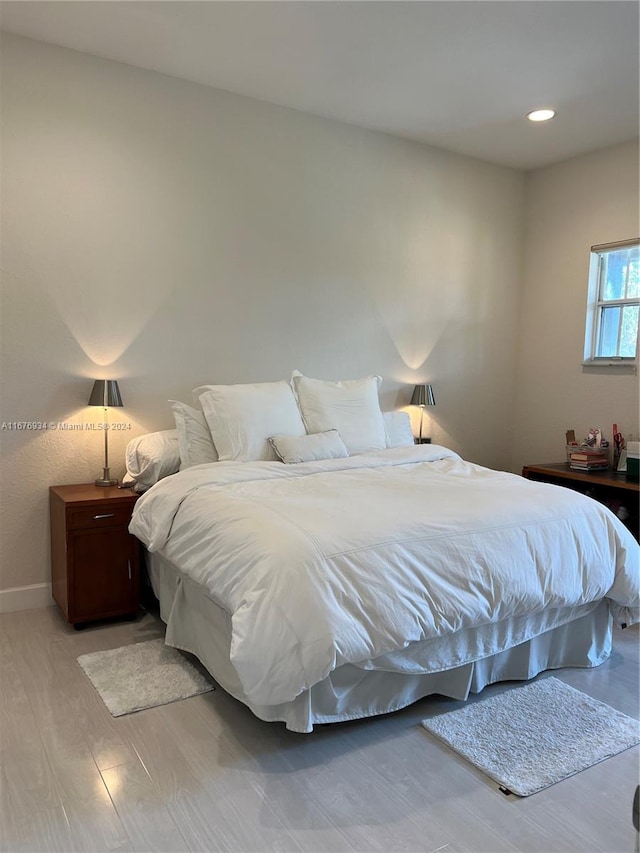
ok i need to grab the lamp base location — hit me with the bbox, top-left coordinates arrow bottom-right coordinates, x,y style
95,467 -> 117,487
95,477 -> 118,487
415,437 -> 432,444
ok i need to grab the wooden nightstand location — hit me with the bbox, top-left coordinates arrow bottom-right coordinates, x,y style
50,484 -> 140,626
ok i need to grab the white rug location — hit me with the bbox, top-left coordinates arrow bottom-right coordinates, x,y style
78,638 -> 214,717
422,677 -> 640,797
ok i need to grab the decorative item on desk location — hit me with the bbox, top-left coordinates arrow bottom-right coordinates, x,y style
612,424 -> 625,472
410,383 -> 435,444
565,429 -> 579,462
566,428 -> 609,469
584,427 -> 608,450
617,449 -> 628,472
88,379 -> 123,486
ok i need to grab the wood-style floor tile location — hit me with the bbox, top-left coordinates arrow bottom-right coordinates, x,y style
0,606 -> 637,853
100,761 -> 192,853
1,805 -> 74,853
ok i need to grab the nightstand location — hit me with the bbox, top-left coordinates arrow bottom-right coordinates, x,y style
50,484 -> 140,626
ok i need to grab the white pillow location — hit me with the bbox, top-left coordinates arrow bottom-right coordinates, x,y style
291,372 -> 386,454
268,430 -> 349,464
194,380 -> 306,462
383,411 -> 415,448
122,429 -> 180,492
170,400 -> 218,469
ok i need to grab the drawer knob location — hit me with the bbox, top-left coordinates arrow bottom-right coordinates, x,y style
93,513 -> 116,520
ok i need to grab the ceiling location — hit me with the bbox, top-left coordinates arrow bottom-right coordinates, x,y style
1,1 -> 638,170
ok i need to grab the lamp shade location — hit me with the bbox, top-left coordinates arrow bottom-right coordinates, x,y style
410,384 -> 435,407
88,379 -> 123,408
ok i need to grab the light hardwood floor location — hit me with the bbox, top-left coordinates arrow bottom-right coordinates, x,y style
0,605 -> 638,853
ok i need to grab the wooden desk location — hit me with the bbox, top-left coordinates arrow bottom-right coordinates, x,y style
522,463 -> 639,542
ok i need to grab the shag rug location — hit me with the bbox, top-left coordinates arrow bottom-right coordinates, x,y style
422,677 -> 639,797
78,638 -> 214,717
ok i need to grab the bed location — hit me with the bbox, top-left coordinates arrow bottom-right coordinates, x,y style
129,440 -> 639,733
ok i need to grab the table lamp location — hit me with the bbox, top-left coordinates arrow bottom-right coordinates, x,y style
88,379 -> 123,486
410,383 -> 435,443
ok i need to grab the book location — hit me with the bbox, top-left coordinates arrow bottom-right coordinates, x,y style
570,452 -> 607,462
570,461 -> 608,470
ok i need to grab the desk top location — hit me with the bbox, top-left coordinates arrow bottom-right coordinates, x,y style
522,462 -> 639,493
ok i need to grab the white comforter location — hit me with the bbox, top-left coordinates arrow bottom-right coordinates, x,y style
130,446 -> 639,706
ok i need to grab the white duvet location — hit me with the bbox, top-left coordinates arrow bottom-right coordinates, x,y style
130,446 -> 639,706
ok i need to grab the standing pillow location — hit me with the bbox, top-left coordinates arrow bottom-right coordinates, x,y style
383,411 -> 415,448
122,430 -> 180,492
169,400 -> 218,469
291,372 -> 386,454
194,381 -> 306,462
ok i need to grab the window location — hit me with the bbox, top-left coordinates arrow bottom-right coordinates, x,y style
584,239 -> 639,363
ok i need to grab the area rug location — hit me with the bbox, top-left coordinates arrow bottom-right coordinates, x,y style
78,638 -> 214,717
422,677 -> 639,796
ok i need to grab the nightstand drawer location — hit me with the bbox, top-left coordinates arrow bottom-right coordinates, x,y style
66,505 -> 133,530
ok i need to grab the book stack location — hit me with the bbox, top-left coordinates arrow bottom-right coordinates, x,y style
569,450 -> 608,471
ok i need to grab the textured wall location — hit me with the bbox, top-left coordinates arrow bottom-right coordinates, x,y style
1,34 -> 525,595
512,140 -> 640,474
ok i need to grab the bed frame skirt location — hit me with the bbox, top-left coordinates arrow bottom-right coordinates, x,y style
147,552 -> 613,733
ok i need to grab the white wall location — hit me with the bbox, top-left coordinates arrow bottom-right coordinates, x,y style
512,140 -> 639,473
0,34 -> 526,596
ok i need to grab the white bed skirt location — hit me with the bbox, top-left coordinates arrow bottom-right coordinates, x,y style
147,552 -> 613,733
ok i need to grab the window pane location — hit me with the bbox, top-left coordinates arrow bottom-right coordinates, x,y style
628,258 -> 639,299
597,306 -> 621,356
601,252 -> 627,300
620,305 -> 639,357
600,247 -> 640,301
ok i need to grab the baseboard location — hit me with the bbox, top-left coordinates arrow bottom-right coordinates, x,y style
0,583 -> 54,613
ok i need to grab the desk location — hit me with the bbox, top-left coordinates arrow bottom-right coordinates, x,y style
522,463 -> 639,542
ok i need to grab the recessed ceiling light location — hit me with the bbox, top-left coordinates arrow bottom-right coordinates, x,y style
526,109 -> 556,122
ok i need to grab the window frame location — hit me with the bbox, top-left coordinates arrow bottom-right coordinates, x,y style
583,238 -> 640,366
